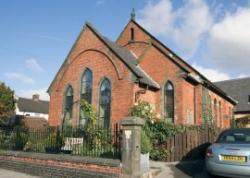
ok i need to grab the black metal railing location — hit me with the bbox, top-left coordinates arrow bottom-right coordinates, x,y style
0,124 -> 121,159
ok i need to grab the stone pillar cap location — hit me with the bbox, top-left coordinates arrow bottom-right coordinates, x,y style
120,117 -> 145,126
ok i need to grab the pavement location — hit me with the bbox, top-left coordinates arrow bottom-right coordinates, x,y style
0,161 -> 225,178
0,169 -> 39,178
151,160 -> 226,178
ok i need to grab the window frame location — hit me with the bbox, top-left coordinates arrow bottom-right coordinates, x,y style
164,81 -> 175,123
98,77 -> 112,129
79,68 -> 93,127
63,85 -> 74,128
130,28 -> 134,41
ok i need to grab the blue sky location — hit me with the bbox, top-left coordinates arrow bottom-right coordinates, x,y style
0,0 -> 250,100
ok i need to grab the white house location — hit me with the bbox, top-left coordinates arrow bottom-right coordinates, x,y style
15,94 -> 49,120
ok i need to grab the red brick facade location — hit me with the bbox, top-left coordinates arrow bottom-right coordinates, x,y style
48,19 -> 235,128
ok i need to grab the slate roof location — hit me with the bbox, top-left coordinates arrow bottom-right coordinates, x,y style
214,77 -> 250,113
17,97 -> 49,114
101,36 -> 160,89
126,20 -> 237,104
47,20 -> 235,104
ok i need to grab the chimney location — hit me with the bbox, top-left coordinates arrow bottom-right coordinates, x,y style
32,94 -> 40,101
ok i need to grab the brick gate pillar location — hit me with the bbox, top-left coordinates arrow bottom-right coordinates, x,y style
121,117 -> 145,178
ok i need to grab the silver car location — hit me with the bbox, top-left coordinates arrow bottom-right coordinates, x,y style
206,128 -> 250,178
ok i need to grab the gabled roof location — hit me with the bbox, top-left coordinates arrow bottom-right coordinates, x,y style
118,19 -> 236,104
47,22 -> 160,92
101,36 -> 160,89
17,97 -> 49,114
214,77 -> 250,113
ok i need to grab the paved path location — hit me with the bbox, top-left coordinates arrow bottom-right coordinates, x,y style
151,160 -> 223,178
0,169 -> 39,178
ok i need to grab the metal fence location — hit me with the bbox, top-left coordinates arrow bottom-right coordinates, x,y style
0,124 -> 121,159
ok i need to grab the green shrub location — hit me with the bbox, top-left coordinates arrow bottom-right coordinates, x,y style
130,101 -> 156,121
129,101 -> 205,161
141,130 -> 152,154
23,130 -> 48,152
0,131 -> 12,149
80,99 -> 97,128
44,128 -> 62,153
10,125 -> 28,150
150,147 -> 169,161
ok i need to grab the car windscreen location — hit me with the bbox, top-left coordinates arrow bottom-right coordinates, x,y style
216,129 -> 250,144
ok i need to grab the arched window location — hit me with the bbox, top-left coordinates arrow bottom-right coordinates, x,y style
79,69 -> 93,127
99,78 -> 111,128
219,101 -> 222,128
164,81 -> 174,123
229,107 -> 233,120
213,99 -> 217,125
80,68 -> 93,103
64,85 -> 73,128
130,28 -> 134,41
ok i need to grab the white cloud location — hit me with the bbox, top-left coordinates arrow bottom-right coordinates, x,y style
192,63 -> 247,82
4,72 -> 35,84
192,63 -> 230,82
138,0 -> 250,76
237,74 -> 248,79
138,0 -> 213,56
207,6 -> 250,73
138,0 -> 173,35
19,88 -> 50,101
25,58 -> 44,72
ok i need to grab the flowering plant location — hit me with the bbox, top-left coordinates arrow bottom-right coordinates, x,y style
130,101 -> 157,122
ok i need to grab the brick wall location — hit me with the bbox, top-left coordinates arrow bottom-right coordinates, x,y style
48,26 -> 134,126
0,151 -> 121,178
208,90 -> 234,128
117,20 -> 234,128
48,19 -> 235,129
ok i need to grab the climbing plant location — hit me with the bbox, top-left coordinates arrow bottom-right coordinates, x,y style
80,99 -> 97,129
202,87 -> 214,126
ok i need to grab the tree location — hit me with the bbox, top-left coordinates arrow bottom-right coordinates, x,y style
0,82 -> 15,126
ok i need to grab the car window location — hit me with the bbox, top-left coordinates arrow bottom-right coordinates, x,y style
217,130 -> 250,144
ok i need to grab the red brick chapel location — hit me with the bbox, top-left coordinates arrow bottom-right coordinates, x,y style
47,15 -> 236,129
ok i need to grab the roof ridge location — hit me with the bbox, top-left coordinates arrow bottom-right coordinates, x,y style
48,21 -> 161,92
214,76 -> 250,83
117,19 -> 236,104
18,97 -> 49,102
136,65 -> 160,88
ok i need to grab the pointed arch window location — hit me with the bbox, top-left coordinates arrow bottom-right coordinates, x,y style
99,78 -> 111,128
64,85 -> 73,128
130,28 -> 135,41
214,99 -> 217,125
164,81 -> 174,123
80,68 -> 93,103
79,68 -> 93,127
219,101 -> 222,127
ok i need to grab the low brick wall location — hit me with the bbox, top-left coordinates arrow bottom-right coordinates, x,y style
0,151 -> 121,178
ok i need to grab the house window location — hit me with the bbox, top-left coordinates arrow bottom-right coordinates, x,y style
64,85 -> 73,128
130,28 -> 134,41
99,78 -> 111,128
230,107 -> 233,120
219,101 -> 222,127
213,99 -> 217,125
80,68 -> 92,103
164,81 -> 174,123
79,68 -> 93,127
